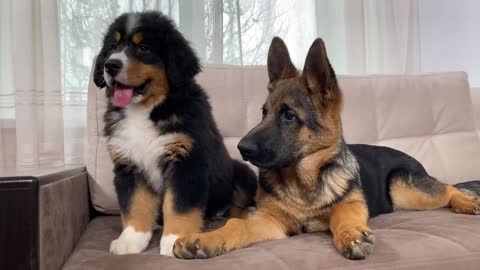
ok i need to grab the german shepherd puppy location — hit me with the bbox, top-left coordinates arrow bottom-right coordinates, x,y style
173,37 -> 480,260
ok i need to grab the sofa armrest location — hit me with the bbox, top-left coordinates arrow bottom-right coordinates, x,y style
0,166 -> 89,270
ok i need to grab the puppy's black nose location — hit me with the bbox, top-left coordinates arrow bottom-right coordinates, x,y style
104,59 -> 122,77
237,140 -> 258,160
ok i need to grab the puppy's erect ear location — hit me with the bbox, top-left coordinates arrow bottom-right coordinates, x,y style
267,37 -> 298,92
301,38 -> 338,100
93,54 -> 107,89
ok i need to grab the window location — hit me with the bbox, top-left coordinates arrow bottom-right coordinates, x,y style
58,0 -> 291,92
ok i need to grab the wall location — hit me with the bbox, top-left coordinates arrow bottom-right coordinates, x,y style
419,0 -> 480,87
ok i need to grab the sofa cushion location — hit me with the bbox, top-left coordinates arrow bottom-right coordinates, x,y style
87,64 -> 480,213
62,209 -> 480,270
340,73 -> 480,184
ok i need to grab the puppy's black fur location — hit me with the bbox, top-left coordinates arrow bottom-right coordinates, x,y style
93,11 -> 256,255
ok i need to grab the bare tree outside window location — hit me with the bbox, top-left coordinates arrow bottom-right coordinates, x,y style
59,0 -> 121,92
58,0 -> 289,93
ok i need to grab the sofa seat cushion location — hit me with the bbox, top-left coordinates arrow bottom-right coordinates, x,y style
63,209 -> 480,270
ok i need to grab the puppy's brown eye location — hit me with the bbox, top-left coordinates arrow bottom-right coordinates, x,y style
110,44 -> 118,51
137,44 -> 150,54
282,110 -> 296,121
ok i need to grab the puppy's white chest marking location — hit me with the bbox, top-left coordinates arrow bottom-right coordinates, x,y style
108,104 -> 174,190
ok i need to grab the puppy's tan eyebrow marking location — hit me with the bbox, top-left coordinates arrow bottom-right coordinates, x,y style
132,32 -> 143,45
114,31 -> 121,42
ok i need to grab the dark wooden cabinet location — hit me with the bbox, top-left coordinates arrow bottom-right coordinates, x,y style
0,177 -> 39,270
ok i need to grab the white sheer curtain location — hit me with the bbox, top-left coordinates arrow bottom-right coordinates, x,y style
0,0 -> 420,169
321,0 -> 420,74
0,0 -> 85,170
262,0 -> 420,74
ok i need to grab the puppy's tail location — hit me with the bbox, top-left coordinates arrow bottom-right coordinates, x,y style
231,160 -> 258,210
454,180 -> 480,197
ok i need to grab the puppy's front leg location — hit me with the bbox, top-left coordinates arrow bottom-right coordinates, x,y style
160,156 -> 209,256
160,190 -> 204,256
329,190 -> 375,260
173,209 -> 292,259
110,174 -> 159,255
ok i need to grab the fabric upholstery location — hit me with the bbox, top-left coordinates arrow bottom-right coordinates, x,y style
471,88 -> 480,134
63,209 -> 480,270
340,73 -> 480,184
39,172 -> 89,270
87,65 -> 480,213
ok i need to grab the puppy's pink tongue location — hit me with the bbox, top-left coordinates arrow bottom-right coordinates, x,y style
114,88 -> 133,107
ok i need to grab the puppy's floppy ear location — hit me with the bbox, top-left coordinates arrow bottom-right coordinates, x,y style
165,30 -> 201,86
267,37 -> 298,92
93,54 -> 107,89
301,38 -> 338,100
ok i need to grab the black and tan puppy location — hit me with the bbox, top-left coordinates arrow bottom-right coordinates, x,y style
173,37 -> 480,260
93,11 -> 256,256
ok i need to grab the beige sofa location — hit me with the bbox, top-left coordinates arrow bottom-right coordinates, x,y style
3,67 -> 480,270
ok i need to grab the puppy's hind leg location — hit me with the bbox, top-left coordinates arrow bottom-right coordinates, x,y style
389,170 -> 480,215
229,160 -> 257,219
450,181 -> 480,214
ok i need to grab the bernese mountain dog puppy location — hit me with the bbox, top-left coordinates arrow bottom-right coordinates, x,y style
92,11 -> 257,256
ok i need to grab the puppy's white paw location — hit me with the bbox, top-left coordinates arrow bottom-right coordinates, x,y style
110,226 -> 152,255
160,234 -> 179,256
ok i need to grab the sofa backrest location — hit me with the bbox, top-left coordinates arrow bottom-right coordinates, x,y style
471,88 -> 480,137
87,65 -> 480,213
